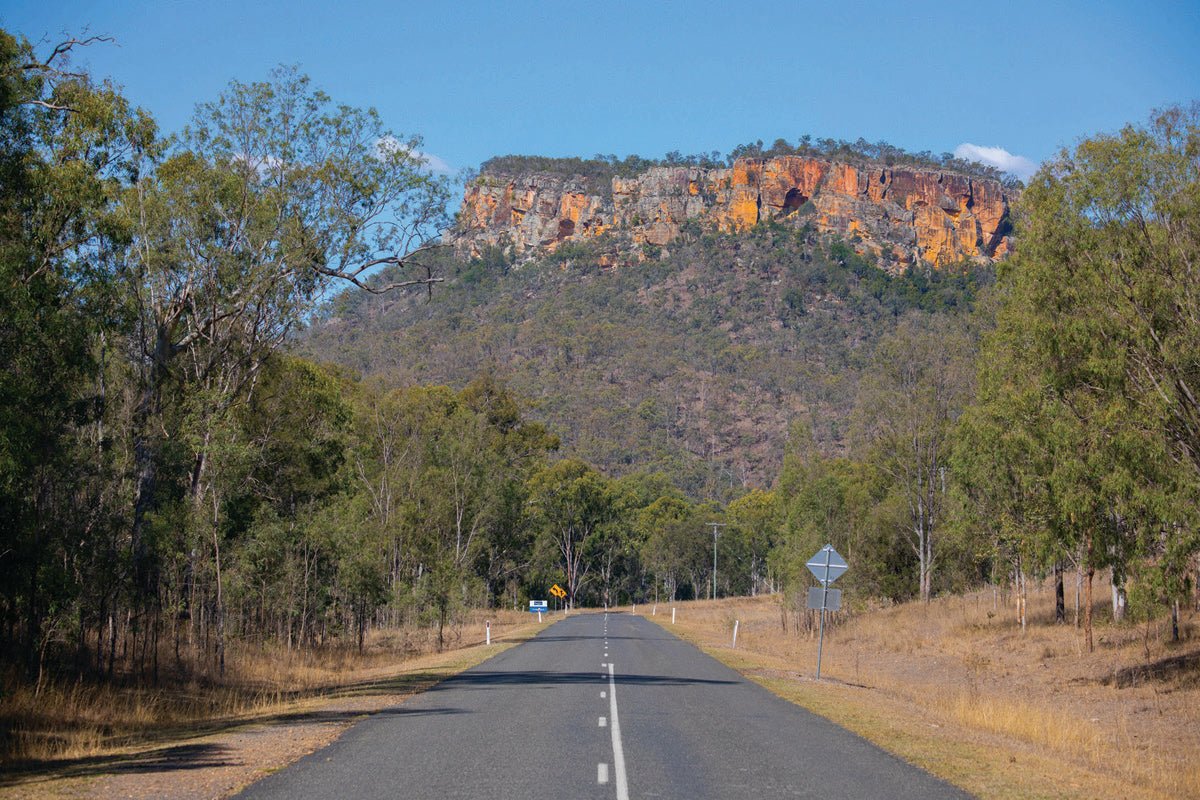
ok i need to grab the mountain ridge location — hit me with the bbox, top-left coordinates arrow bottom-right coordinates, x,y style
456,154 -> 1015,271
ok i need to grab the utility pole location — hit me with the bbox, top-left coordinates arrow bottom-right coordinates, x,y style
708,522 -> 726,600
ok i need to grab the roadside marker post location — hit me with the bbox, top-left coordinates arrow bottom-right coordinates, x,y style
486,620 -> 491,645
732,619 -> 739,648
538,611 -> 542,622
805,544 -> 849,680
672,607 -> 676,624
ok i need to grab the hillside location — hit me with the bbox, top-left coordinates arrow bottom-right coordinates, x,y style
301,220 -> 991,499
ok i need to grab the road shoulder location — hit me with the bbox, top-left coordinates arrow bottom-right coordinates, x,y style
0,625 -> 545,800
647,615 -> 1167,800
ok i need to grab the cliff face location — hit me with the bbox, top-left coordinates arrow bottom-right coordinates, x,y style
457,155 -> 1013,269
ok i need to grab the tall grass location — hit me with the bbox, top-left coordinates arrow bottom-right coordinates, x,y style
0,609 -> 533,765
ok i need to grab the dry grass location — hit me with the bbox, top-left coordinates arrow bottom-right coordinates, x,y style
640,585 -> 1200,800
0,609 -> 538,767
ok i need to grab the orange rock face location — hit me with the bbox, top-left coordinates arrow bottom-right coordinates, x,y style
457,156 -> 1013,270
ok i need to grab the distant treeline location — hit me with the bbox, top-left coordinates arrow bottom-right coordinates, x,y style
478,135 -> 1022,189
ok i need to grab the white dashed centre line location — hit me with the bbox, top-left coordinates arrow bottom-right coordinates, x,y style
607,662 -> 630,800
599,716 -> 607,727
598,763 -> 609,784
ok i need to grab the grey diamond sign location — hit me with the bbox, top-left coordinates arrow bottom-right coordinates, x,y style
806,544 -> 848,586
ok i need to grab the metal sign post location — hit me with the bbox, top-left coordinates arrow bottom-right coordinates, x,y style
806,544 -> 848,680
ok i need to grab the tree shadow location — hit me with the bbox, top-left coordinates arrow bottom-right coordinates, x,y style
1103,648 -> 1200,688
0,706 -> 471,787
429,669 -> 737,691
519,634 -> 675,644
1,743 -> 236,786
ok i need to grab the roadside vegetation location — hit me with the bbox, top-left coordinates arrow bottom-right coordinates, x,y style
651,590 -> 1199,800
1,24 -> 1197,792
1,609 -> 538,769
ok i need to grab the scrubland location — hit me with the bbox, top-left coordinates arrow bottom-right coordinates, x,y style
644,584 -> 1200,800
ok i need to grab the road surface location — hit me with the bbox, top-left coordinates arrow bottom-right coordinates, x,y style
237,613 -> 970,799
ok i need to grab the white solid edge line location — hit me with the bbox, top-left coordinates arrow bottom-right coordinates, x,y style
608,662 -> 630,800
598,762 -> 609,784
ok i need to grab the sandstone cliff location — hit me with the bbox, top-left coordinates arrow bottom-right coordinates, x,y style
456,155 -> 1013,270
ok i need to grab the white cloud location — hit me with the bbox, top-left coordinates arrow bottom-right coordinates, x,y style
953,143 -> 1038,180
414,150 -> 452,174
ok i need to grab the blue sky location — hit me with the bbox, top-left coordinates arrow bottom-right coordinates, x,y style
4,0 -> 1198,179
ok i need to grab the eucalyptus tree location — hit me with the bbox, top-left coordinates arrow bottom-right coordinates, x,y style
116,66 -> 450,665
528,459 -> 617,608
986,106 -> 1200,647
852,313 -> 976,602
725,489 -> 778,595
634,494 -> 692,602
953,296 -> 1062,630
0,30 -> 153,674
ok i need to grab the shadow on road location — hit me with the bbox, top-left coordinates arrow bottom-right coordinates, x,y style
431,669 -> 736,691
521,633 -> 677,644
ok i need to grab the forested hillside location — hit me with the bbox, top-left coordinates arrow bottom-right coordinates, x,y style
302,225 -> 991,499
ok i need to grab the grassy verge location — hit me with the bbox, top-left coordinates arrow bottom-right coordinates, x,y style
0,610 -> 548,779
643,591 -> 1199,800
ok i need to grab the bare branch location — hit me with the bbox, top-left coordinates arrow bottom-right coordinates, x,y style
313,240 -> 452,295
20,98 -> 77,113
36,35 -> 115,71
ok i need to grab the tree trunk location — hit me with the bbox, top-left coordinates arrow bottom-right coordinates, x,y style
213,521 -> 225,677
1080,554 -> 1089,628
1018,566 -> 1027,631
1111,579 -> 1127,623
1084,531 -> 1095,652
1054,561 -> 1065,624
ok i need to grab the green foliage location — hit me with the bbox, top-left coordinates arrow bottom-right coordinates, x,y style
0,30 -> 152,674
527,459 -> 618,606
480,153 -> 675,194
305,225 -> 990,498
954,104 -> 1200,644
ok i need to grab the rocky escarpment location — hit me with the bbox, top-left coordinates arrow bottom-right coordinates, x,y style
456,155 -> 1014,270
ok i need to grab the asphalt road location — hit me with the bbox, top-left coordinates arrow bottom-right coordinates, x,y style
237,613 -> 970,799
